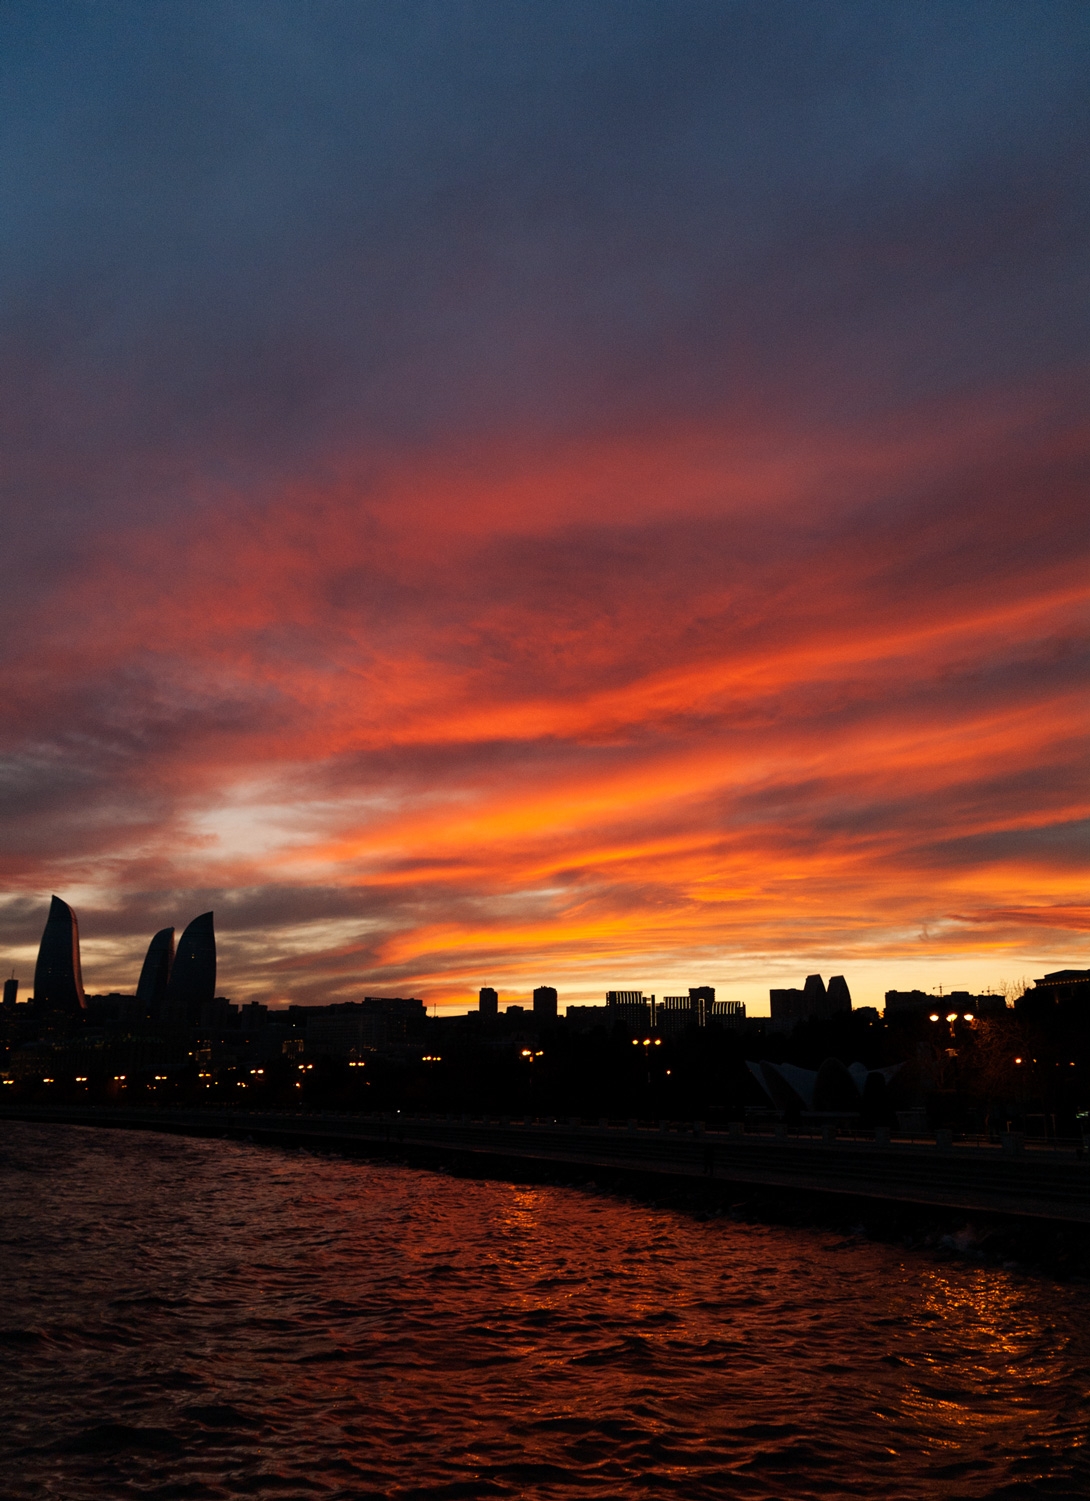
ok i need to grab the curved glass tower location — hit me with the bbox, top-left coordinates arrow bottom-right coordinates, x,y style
164,911 -> 216,1020
136,927 -> 175,1011
33,895 -> 86,1014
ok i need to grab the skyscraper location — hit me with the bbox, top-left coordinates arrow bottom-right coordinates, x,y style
478,986 -> 498,1018
163,912 -> 216,1021
770,973 -> 853,1027
136,927 -> 175,1011
826,975 -> 852,1013
532,985 -> 558,1022
32,895 -> 86,1014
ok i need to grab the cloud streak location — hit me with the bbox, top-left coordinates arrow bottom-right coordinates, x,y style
0,2 -> 1086,1007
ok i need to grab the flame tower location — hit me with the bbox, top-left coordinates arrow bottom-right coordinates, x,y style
33,896 -> 86,1014
164,911 -> 216,1021
136,926 -> 175,1011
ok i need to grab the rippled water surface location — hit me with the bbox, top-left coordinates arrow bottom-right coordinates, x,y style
2,1122 -> 1089,1499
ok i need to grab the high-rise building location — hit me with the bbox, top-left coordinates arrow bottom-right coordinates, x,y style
532,985 -> 558,1022
689,985 -> 715,1025
32,895 -> 86,1014
136,927 -> 175,1011
885,988 -> 1007,1018
659,987 -> 717,1028
361,996 -> 427,1046
770,974 -> 850,1028
3,975 -> 17,1007
164,912 -> 216,1021
658,996 -> 693,1036
803,974 -> 827,1010
826,975 -> 852,1013
478,986 -> 498,1018
710,999 -> 746,1028
606,990 -> 652,1032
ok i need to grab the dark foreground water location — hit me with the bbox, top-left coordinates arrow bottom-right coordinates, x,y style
2,1123 -> 1089,1500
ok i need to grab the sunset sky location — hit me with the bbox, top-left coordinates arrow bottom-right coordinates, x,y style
1,1 -> 1086,1013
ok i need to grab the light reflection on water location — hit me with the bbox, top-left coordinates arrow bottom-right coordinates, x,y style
1,1121 -> 1088,1500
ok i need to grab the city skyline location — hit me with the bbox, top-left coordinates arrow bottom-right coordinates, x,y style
0,891 -> 1057,1017
0,5 -> 1086,1014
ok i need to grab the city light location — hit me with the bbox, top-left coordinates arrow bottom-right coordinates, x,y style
946,1012 -> 958,1023
929,1013 -> 940,1022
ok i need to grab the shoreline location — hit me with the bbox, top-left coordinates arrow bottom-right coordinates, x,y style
4,1104 -> 1090,1276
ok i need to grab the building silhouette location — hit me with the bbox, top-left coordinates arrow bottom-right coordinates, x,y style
1024,970 -> 1090,1007
606,990 -> 652,1032
32,895 -> 86,1014
826,975 -> 852,1012
710,998 -> 746,1028
770,974 -> 852,1028
660,986 -> 717,1029
136,927 -> 175,1012
884,988 -> 1007,1018
164,912 -> 216,1022
532,985 -> 558,1022
478,986 -> 498,1018
564,1003 -> 607,1030
659,995 -> 692,1034
3,975 -> 17,1007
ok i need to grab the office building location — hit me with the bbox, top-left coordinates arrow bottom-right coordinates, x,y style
710,999 -> 746,1028
660,986 -> 718,1028
884,988 -> 1007,1018
478,986 -> 498,1018
565,1004 -> 608,1031
606,990 -> 652,1032
826,975 -> 852,1012
361,996 -> 426,1046
532,985 -> 558,1022
305,997 -> 427,1056
164,912 -> 216,1021
770,974 -> 852,1028
3,976 -> 17,1007
136,927 -> 174,1011
32,895 -> 86,1015
1025,970 -> 1090,1006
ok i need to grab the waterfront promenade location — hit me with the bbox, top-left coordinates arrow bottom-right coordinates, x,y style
4,1105 -> 1089,1224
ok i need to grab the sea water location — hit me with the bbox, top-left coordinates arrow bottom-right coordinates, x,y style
2,1120 -> 1088,1499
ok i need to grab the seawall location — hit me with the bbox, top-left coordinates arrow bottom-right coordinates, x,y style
4,1105 -> 1089,1225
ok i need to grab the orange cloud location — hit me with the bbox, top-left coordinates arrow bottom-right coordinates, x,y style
0,390 -> 1086,1006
